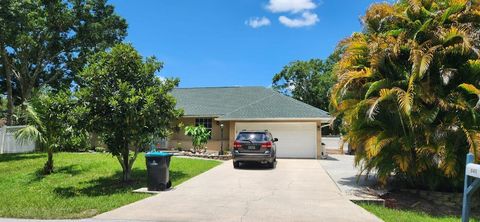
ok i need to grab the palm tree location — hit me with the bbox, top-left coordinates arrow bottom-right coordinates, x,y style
15,104 -> 52,173
330,0 -> 480,190
15,91 -> 74,174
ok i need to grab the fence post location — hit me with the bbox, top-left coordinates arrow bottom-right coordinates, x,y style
0,126 -> 5,154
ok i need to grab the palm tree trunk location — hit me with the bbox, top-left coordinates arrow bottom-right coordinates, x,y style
43,148 -> 54,174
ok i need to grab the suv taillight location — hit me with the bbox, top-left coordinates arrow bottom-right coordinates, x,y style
233,141 -> 242,149
261,141 -> 272,149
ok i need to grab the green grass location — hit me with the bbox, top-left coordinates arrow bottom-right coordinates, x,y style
0,152 -> 221,219
360,204 -> 479,222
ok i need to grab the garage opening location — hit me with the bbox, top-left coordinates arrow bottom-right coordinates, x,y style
235,122 -> 317,159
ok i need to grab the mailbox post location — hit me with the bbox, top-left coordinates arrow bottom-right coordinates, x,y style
462,153 -> 480,222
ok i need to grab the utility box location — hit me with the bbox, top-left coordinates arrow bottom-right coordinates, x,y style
320,142 -> 328,159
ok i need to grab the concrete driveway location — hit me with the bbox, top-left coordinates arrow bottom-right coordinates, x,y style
96,159 -> 381,222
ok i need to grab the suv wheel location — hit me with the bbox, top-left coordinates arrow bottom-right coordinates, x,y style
233,161 -> 240,168
268,161 -> 275,169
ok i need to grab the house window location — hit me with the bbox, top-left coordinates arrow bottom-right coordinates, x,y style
195,118 -> 212,139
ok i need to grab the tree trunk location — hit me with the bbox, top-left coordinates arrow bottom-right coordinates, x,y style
43,148 -> 54,174
1,43 -> 14,126
122,165 -> 131,181
116,144 -> 140,182
122,148 -> 131,181
5,70 -> 14,125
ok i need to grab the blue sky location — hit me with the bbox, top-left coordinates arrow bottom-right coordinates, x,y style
109,0 -> 384,88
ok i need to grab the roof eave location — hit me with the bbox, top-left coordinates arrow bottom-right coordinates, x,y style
182,115 -> 222,118
214,117 -> 333,122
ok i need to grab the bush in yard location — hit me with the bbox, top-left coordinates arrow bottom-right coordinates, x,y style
330,0 -> 480,190
78,43 -> 182,181
184,125 -> 210,153
16,89 -> 78,174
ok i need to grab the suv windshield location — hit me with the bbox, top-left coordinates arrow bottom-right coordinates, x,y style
236,132 -> 268,142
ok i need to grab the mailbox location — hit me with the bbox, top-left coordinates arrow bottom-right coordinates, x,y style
462,153 -> 480,222
466,163 -> 480,178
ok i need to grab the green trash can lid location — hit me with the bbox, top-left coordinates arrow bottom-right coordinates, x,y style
145,151 -> 173,157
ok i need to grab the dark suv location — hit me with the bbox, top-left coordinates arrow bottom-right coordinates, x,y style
232,130 -> 277,168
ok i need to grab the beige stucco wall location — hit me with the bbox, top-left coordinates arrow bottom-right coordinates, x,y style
316,123 -> 322,159
227,120 -> 324,159
169,117 -> 231,151
169,118 -> 325,158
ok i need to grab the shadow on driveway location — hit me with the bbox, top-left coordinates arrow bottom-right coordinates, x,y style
234,161 -> 276,171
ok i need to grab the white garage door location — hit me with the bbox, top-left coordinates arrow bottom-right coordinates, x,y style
235,122 -> 317,158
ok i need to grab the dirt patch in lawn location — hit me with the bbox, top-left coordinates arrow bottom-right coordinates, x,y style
380,190 -> 480,218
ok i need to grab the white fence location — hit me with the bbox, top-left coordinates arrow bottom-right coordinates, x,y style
0,126 -> 36,154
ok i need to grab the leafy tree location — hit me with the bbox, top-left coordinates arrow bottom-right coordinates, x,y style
184,125 -> 211,153
0,0 -> 127,125
78,43 -> 182,181
272,55 -> 338,111
16,90 -> 77,174
330,0 -> 480,190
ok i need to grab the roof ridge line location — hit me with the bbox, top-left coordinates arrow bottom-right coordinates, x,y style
221,93 -> 276,117
270,90 -> 330,114
175,86 -> 265,89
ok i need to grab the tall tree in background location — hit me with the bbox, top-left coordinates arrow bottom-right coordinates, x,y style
272,53 -> 339,111
0,0 -> 127,125
79,44 -> 182,181
330,0 -> 480,190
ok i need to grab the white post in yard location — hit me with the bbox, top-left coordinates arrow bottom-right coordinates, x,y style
0,126 -> 6,154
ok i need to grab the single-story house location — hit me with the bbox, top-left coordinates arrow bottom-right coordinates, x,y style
168,86 -> 332,159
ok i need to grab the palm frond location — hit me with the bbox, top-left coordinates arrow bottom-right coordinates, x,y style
458,83 -> 480,108
419,45 -> 441,79
440,26 -> 473,54
394,154 -> 410,172
462,127 -> 480,160
15,125 -> 44,145
367,88 -> 395,120
365,79 -> 391,99
408,0 -> 423,12
23,103 -> 43,128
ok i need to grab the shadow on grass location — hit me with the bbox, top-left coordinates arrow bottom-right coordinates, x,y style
29,164 -> 86,183
0,153 -> 44,163
53,168 -> 188,198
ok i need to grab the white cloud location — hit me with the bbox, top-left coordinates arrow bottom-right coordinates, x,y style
278,11 -> 319,28
245,17 -> 271,28
158,75 -> 166,82
266,0 -> 317,13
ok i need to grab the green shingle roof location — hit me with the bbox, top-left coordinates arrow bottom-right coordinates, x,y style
171,86 -> 331,120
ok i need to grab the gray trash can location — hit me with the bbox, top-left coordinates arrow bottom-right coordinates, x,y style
145,152 -> 173,191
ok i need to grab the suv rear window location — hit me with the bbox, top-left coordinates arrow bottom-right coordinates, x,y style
236,132 -> 268,142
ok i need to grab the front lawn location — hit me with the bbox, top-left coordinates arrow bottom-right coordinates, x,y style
361,204 -> 479,222
0,152 -> 220,219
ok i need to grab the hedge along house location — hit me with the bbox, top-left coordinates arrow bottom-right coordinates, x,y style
169,87 -> 332,159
